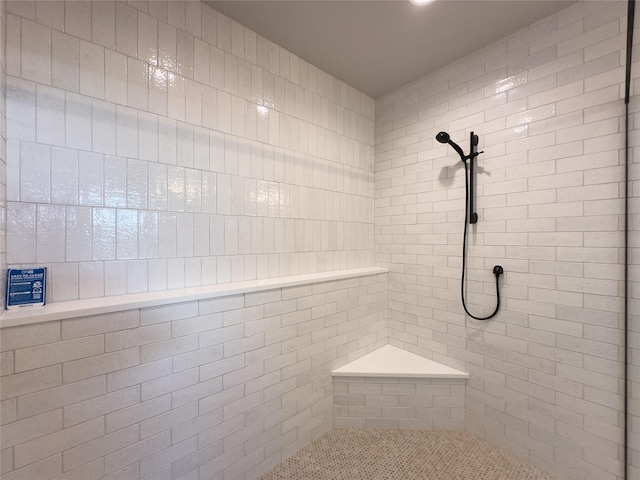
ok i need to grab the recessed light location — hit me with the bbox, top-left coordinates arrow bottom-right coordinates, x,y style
409,0 -> 433,5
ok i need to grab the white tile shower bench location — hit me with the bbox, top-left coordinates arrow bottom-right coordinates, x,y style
332,345 -> 468,430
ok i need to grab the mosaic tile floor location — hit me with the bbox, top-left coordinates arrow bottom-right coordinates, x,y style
260,430 -> 556,480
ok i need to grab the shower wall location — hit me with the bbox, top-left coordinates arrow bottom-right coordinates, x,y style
374,2 -> 635,479
4,0 -> 375,303
0,273 -> 388,479
0,0 -> 638,479
0,0 -> 7,311
630,55 -> 639,480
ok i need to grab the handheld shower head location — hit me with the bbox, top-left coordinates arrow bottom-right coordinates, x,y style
436,131 -> 466,161
436,131 -> 450,144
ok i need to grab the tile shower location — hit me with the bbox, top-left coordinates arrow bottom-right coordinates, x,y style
0,1 -> 638,480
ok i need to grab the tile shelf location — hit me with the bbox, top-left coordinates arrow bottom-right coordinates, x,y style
0,266 -> 388,329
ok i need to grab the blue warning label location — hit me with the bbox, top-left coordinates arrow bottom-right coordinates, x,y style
6,268 -> 47,309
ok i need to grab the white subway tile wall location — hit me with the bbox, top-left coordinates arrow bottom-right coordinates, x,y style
333,376 -> 465,431
374,2 -> 637,480
1,1 -> 639,480
4,0 -> 375,302
0,0 -> 6,311
0,273 -> 388,479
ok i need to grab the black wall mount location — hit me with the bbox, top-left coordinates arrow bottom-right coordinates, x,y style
435,130 -> 482,224
468,131 -> 480,224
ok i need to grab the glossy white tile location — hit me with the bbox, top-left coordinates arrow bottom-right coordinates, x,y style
138,111 -> 159,163
36,0 -> 63,30
21,17 -> 51,85
37,85 -> 65,147
193,214 -> 210,257
79,40 -> 104,100
185,0 -> 201,38
176,31 -> 194,80
158,212 -> 177,259
78,261 -> 104,299
176,213 -> 194,257
52,31 -> 79,92
185,79 -> 202,127
36,205 -> 65,263
127,159 -> 148,209
92,207 -> 116,261
138,12 -> 158,67
185,169 -> 202,213
91,0 -> 115,50
167,165 -> 185,212
7,202 -> 36,263
104,260 -> 127,296
158,117 -> 177,165
92,99 -> 117,155
115,2 -> 137,59
167,257 -> 185,289
50,262 -> 79,301
65,92 -> 92,151
167,72 -> 186,122
116,209 -> 138,260
116,106 -> 138,158
194,39 -> 210,85
127,259 -> 148,294
66,205 -> 92,262
65,0 -> 91,41
6,13 -> 22,78
127,58 -> 149,112
5,0 -> 376,303
78,152 -> 103,206
104,50 -> 127,106
104,156 -> 126,208
158,22 -> 177,73
7,78 -> 36,143
144,165 -> 165,214
20,141 -> 50,203
149,67 -> 168,117
167,0 -> 186,31
51,147 -> 79,205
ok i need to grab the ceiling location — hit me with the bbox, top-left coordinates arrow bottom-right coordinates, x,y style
207,1 -> 574,99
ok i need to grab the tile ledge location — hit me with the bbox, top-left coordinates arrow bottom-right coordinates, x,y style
0,267 -> 388,329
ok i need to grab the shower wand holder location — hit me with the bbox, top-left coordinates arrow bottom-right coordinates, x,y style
435,130 -> 483,225
468,132 -> 481,224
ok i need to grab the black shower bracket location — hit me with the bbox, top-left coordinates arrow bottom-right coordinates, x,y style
435,130 -> 483,224
467,131 -> 483,224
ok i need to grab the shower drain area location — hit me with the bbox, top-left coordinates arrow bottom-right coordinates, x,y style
260,429 -> 556,480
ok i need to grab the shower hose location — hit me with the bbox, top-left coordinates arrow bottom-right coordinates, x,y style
460,160 -> 501,321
